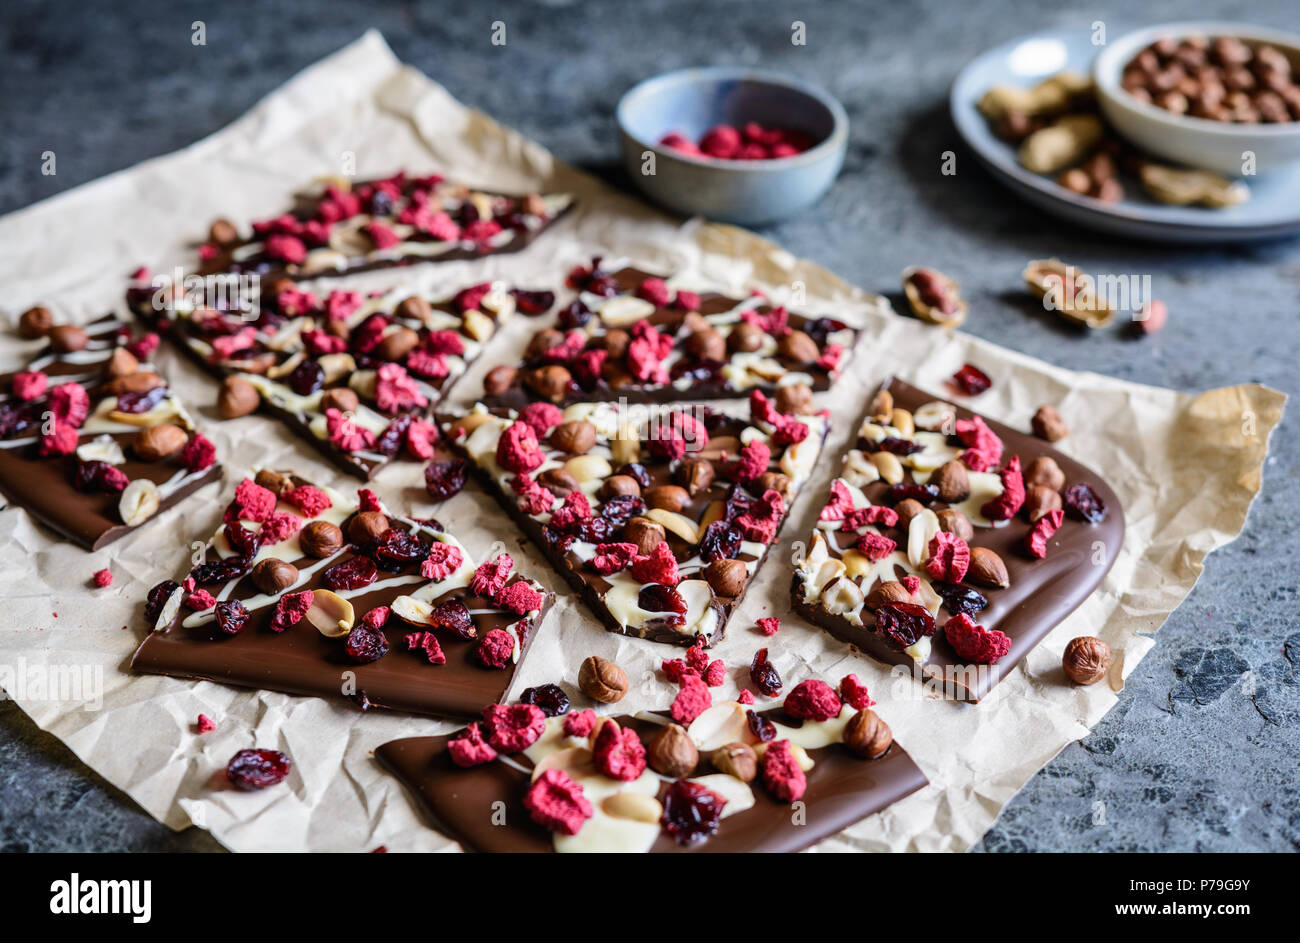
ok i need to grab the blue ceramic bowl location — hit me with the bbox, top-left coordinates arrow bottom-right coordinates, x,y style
616,67 -> 848,226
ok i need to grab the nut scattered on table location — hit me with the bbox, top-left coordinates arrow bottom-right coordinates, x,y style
902,266 -> 967,329
577,655 -> 629,703
1062,636 -> 1112,685
1031,404 -> 1070,442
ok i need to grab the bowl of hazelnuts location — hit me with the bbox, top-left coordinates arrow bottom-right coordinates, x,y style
1095,22 -> 1300,176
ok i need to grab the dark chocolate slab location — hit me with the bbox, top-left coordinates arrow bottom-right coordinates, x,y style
0,317 -> 221,550
377,706 -> 927,853
793,378 -> 1124,702
131,473 -> 552,719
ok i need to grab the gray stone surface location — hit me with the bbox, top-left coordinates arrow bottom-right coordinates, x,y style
0,0 -> 1295,852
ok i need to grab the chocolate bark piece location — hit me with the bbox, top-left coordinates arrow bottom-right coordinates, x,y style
443,395 -> 828,647
0,316 -> 220,550
131,473 -> 553,719
483,262 -> 858,409
791,378 -> 1124,702
130,281 -> 537,480
376,700 -> 927,853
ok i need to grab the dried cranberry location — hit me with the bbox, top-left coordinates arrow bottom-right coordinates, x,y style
370,528 -> 428,570
226,748 -> 291,790
74,459 -> 128,493
661,780 -> 726,845
572,516 -> 616,543
520,683 -> 571,716
616,463 -> 651,489
875,602 -> 937,651
429,600 -> 476,639
369,188 -> 395,216
189,555 -> 252,585
931,580 -> 988,617
747,708 -> 776,742
670,360 -> 725,383
723,486 -> 755,523
375,413 -> 412,456
344,624 -> 389,664
1063,483 -> 1107,523
425,459 -> 467,500
215,600 -> 250,635
876,436 -> 925,455
224,522 -> 262,558
0,400 -> 41,438
323,555 -> 378,591
558,300 -> 591,329
803,316 -> 848,344
600,494 -> 645,525
885,482 -> 939,505
510,289 -> 556,315
952,364 -> 992,395
288,358 -> 325,396
586,273 -> 620,297
115,385 -> 167,414
542,525 -> 576,554
639,583 -> 687,614
699,521 -> 743,563
750,648 -> 783,696
144,579 -> 180,624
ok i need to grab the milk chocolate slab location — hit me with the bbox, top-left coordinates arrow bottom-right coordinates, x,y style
0,316 -> 220,550
131,472 -> 552,718
444,394 -> 828,647
377,700 -> 927,853
131,280 -> 549,479
792,378 -> 1124,702
483,261 -> 857,408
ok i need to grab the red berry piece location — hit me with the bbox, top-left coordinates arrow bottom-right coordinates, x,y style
424,459 -> 467,500
344,623 -> 389,664
1063,482 -> 1107,523
750,647 -> 783,697
214,600 -> 250,635
661,780 -> 727,845
322,555 -> 378,591
225,748 -> 291,790
952,364 -> 992,395
429,600 -> 476,639
875,602 -> 937,651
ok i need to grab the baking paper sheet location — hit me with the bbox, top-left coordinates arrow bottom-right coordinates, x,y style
0,32 -> 1284,852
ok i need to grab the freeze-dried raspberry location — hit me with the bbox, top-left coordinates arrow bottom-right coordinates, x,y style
523,768 -> 593,836
301,329 -> 347,355
518,401 -> 564,435
404,419 -> 439,459
452,282 -> 492,314
364,221 -> 400,249
630,542 -> 680,587
572,347 -> 607,387
515,476 -> 556,515
742,305 -> 789,335
464,219 -> 503,243
661,658 -> 695,683
757,617 -> 780,636
550,491 -> 592,530
361,606 -> 390,630
196,714 -> 216,734
264,233 -> 307,264
817,343 -> 844,373
856,532 -> 897,560
700,124 -> 742,158
926,531 -> 971,582
1025,508 -> 1065,559
423,329 -> 465,357
483,702 -> 546,753
537,330 -> 587,365
74,459 -> 128,493
126,332 -> 160,361
424,211 -> 460,242
563,709 -> 596,738
738,689 -> 755,705
92,568 -> 113,588
357,488 -> 382,513
270,591 -> 313,632
635,277 -> 671,307
470,553 -> 514,597
685,642 -> 709,673
421,542 -> 464,580
477,628 -> 515,668
668,409 -> 709,452
325,408 -> 377,452
980,455 -> 1025,521
750,389 -> 783,427
760,740 -> 806,802
673,290 -> 701,311
277,287 -> 319,316
185,589 -> 217,611
627,323 -> 672,383
819,480 -> 853,522
592,719 -> 647,781
406,631 -> 447,664
943,613 -> 1011,664
496,580 -> 543,615
840,673 -> 874,710
39,422 -> 78,456
496,420 -> 544,474
406,349 -> 448,380
901,575 -> 921,595
671,673 -> 712,724
50,382 -> 90,427
644,426 -> 684,462
447,722 -> 498,767
258,512 -> 300,546
584,536 -> 637,575
180,433 -> 217,472
375,362 -> 428,414
771,416 -> 810,445
733,440 -> 771,482
284,484 -> 331,518
735,488 -> 785,544
843,505 -> 898,530
783,679 -> 842,722
703,659 -> 726,687
11,371 -> 47,401
956,417 -> 1003,472
228,478 -> 276,523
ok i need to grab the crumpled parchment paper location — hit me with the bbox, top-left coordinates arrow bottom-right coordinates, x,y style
0,31 -> 1284,852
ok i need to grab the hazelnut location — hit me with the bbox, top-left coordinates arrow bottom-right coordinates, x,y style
623,517 -> 665,556
936,508 -> 974,542
525,365 -> 572,402
217,376 -> 260,419
602,328 -> 631,360
675,457 -> 715,496
1024,485 -> 1063,523
483,364 -> 518,396
932,460 -> 971,503
894,498 -> 926,530
299,520 -> 344,558
325,318 -> 351,340
647,723 -> 699,777
107,371 -> 164,396
1062,636 -> 1111,685
1024,455 -> 1066,491
527,328 -> 566,360
208,218 -> 240,246
254,469 -> 294,495
864,580 -> 913,610
1031,404 -> 1069,442
968,547 -> 1010,588
49,324 -> 89,353
252,558 -> 299,594
348,511 -> 390,545
843,709 -> 893,758
704,558 -> 748,598
775,383 -> 813,415
395,296 -> 432,323
320,387 -> 360,414
710,742 -> 758,782
132,423 -> 188,461
537,468 -> 580,497
685,328 -> 726,362
645,484 -> 689,513
551,420 -> 596,455
104,347 -> 140,379
577,655 -> 629,703
727,321 -> 764,353
599,475 -> 641,500
18,305 -> 55,339
376,326 -> 421,362
757,471 -> 792,499
776,329 -> 819,365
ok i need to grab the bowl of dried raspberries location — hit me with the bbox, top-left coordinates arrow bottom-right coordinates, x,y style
617,66 -> 848,225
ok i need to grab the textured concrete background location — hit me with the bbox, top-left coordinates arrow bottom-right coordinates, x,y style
0,0 -> 1296,852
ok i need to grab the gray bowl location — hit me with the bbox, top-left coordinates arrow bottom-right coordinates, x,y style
616,66 -> 848,226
